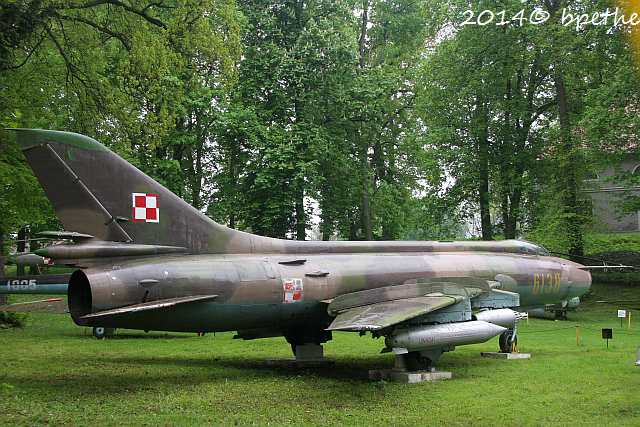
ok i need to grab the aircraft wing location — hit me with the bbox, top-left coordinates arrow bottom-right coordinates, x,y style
327,294 -> 462,331
79,294 -> 218,322
0,298 -> 68,313
325,277 -> 503,332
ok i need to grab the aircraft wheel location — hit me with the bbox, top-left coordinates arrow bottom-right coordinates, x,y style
554,310 -> 567,320
499,329 -> 517,353
402,351 -> 432,371
92,327 -> 116,339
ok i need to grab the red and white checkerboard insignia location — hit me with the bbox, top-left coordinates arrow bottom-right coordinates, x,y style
132,193 -> 159,223
283,278 -> 303,303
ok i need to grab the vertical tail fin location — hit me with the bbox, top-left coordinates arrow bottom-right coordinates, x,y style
7,129 -> 256,254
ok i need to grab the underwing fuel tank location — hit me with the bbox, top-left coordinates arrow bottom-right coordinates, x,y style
386,321 -> 506,352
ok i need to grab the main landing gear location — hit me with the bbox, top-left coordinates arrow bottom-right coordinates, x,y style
394,349 -> 443,372
499,328 -> 518,353
266,329 -> 333,366
368,348 -> 452,383
285,329 -> 332,361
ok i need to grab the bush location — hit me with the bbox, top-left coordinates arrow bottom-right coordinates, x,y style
584,233 -> 640,255
0,311 -> 28,329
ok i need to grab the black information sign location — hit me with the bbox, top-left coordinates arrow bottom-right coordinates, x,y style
602,328 -> 613,348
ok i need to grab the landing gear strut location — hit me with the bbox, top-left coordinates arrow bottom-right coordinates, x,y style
394,349 -> 443,372
285,329 -> 332,361
369,348 -> 452,383
92,327 -> 116,339
499,329 -> 517,353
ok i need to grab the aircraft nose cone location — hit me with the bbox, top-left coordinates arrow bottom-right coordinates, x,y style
569,266 -> 592,297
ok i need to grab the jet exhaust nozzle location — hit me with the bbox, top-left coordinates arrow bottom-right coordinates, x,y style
68,269 -> 120,326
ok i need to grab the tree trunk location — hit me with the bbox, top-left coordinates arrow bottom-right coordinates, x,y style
358,0 -> 369,69
349,214 -> 358,241
321,217 -> 331,241
295,187 -> 305,240
0,228 -> 5,305
16,226 -> 26,276
0,227 -> 5,276
192,139 -> 203,210
360,142 -> 373,240
476,98 -> 493,240
555,72 -> 584,257
504,188 -> 522,239
357,0 -> 373,241
361,171 -> 373,240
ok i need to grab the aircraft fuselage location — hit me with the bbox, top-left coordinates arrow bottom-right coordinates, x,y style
69,252 -> 591,333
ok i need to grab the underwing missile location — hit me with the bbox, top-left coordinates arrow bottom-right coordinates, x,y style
474,309 -> 527,328
7,253 -> 47,266
386,321 -> 506,352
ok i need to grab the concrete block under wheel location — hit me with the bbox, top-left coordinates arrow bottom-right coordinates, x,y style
369,369 -> 452,383
481,352 -> 531,359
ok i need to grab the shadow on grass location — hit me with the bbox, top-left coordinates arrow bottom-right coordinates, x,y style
98,354 -> 390,381
59,330 -> 196,340
4,354 -> 407,406
13,350 -> 495,390
2,348 -> 517,411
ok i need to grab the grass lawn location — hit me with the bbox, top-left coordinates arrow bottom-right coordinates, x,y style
1,282 -> 639,426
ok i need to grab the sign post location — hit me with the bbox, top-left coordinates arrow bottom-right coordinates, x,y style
618,309 -> 627,328
602,328 -> 613,349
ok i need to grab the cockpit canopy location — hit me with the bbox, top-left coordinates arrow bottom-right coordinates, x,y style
515,240 -> 550,256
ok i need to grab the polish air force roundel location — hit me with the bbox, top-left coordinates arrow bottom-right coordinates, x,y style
132,193 -> 159,223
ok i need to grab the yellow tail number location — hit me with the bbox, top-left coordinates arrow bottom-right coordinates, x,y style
533,272 -> 561,294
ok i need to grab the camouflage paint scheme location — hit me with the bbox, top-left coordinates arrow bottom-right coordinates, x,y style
4,129 -> 592,365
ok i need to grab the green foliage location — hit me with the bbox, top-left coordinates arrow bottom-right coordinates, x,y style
1,0 -> 638,246
584,233 -> 640,256
0,311 -> 28,329
401,195 -> 466,241
0,0 -> 242,242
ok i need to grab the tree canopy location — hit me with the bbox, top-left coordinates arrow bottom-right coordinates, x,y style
1,0 -> 639,266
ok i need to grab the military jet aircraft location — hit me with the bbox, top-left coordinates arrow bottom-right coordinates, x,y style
3,129 -> 592,370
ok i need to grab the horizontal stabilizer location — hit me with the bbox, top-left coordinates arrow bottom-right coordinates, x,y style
327,295 -> 461,331
0,298 -> 67,313
81,295 -> 217,321
37,231 -> 95,241
35,242 -> 187,260
579,265 -> 637,271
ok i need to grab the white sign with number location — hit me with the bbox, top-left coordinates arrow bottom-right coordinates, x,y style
618,310 -> 627,318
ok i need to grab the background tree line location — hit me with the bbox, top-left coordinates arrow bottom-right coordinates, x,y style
1,0 -> 639,270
